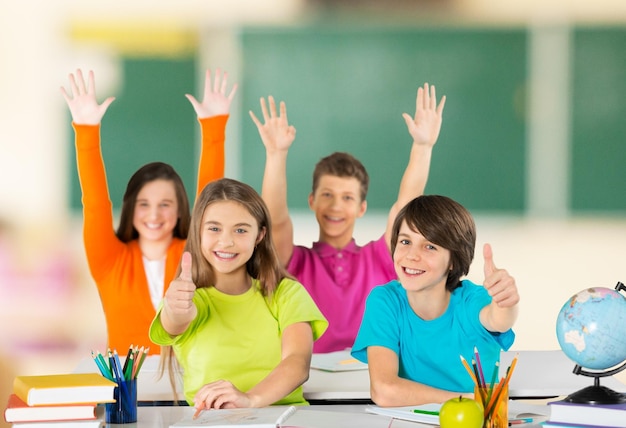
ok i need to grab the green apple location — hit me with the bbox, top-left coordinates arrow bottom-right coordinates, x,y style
439,396 -> 484,428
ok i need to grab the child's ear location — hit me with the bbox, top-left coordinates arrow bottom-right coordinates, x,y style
308,193 -> 315,210
357,199 -> 367,218
256,226 -> 267,245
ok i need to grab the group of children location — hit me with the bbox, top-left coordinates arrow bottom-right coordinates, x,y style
61,68 -> 520,412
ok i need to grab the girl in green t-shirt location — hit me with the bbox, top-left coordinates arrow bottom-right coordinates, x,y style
150,178 -> 327,411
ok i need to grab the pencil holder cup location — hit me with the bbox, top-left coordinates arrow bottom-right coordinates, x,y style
474,383 -> 508,428
105,378 -> 137,424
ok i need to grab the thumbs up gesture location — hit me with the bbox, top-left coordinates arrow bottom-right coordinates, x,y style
482,243 -> 519,308
162,252 -> 198,333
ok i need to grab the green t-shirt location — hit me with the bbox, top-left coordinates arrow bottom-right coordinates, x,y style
149,277 -> 328,405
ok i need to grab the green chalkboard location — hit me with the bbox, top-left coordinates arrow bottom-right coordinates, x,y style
240,25 -> 528,212
571,27 -> 626,213
68,57 -> 197,211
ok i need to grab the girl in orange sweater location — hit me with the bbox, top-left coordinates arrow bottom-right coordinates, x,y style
61,68 -> 237,354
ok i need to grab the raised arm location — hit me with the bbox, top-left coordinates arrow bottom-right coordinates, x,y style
187,69 -> 237,198
479,243 -> 520,333
384,83 -> 446,249
249,97 -> 297,267
60,70 -> 119,276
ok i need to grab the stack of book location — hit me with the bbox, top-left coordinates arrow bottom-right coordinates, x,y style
543,398 -> 626,428
3,372 -> 117,427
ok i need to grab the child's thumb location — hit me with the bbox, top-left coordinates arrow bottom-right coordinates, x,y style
179,251 -> 193,282
483,243 -> 496,278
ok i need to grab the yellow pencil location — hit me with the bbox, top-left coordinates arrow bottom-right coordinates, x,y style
459,355 -> 478,385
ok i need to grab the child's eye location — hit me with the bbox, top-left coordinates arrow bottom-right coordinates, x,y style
343,195 -> 354,201
426,244 -> 436,250
399,239 -> 410,245
208,226 -> 220,232
235,228 -> 247,234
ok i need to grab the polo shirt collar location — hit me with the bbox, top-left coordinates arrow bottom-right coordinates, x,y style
311,239 -> 359,257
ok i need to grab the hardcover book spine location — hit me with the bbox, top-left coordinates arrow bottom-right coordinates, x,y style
12,377 -> 31,406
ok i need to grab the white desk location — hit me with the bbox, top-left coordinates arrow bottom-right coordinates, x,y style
306,350 -> 626,401
102,404 -> 548,428
74,350 -> 626,403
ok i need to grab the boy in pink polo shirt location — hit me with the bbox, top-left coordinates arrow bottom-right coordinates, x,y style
249,83 -> 445,353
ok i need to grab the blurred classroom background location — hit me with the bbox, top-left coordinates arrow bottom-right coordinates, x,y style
1,0 -> 626,419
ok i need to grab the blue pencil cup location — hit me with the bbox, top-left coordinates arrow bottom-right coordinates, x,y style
105,378 -> 137,424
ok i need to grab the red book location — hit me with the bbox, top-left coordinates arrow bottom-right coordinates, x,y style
3,394 -> 97,423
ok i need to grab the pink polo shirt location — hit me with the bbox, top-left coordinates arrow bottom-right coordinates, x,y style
287,235 -> 397,353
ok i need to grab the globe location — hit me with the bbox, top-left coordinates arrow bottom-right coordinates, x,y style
555,283 -> 626,404
556,286 -> 626,370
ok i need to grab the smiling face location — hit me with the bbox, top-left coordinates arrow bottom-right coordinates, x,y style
308,174 -> 367,248
132,179 -> 179,244
393,220 -> 451,294
200,200 -> 265,282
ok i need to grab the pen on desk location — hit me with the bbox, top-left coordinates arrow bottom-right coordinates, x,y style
412,409 -> 439,416
509,418 -> 533,425
276,406 -> 297,426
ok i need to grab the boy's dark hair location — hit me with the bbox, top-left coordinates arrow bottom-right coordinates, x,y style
312,152 -> 369,201
391,195 -> 476,291
116,162 -> 190,242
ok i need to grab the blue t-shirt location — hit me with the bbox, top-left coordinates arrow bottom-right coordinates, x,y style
351,279 -> 515,393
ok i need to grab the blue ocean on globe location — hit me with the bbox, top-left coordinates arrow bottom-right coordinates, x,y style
556,287 -> 626,370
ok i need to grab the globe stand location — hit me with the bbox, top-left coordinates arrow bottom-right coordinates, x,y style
563,362 -> 626,404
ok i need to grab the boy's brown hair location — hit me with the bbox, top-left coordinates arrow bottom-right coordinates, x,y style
391,194 -> 476,292
311,152 -> 369,201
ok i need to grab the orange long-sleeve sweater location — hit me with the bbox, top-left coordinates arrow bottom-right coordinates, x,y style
74,115 -> 228,355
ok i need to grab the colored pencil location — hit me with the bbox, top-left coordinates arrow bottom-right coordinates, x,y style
459,355 -> 478,385
473,346 -> 486,386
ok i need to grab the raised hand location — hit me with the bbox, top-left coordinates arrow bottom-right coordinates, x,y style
60,69 -> 115,125
402,82 -> 446,147
249,96 -> 296,154
482,243 -> 519,308
185,68 -> 237,119
163,252 -> 197,327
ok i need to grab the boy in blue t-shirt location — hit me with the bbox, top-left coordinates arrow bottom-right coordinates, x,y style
352,194 -> 519,406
